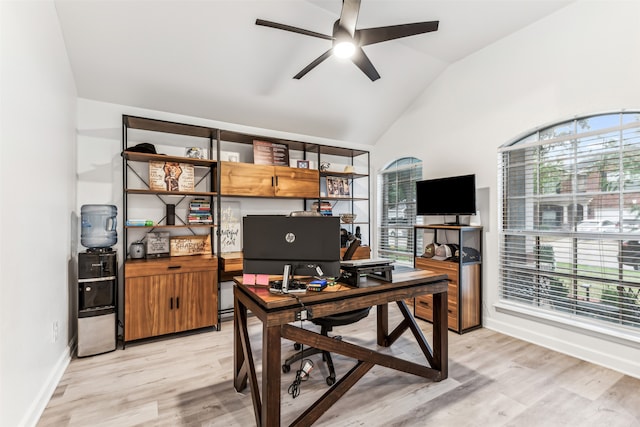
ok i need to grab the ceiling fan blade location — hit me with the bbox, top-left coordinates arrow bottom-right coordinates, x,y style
351,47 -> 380,81
293,49 -> 334,79
256,19 -> 333,41
357,21 -> 439,46
338,0 -> 361,37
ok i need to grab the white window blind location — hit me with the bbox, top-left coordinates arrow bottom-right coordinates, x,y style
499,112 -> 640,335
378,157 -> 422,264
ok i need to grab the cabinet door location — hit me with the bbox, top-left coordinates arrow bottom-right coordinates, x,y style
220,162 -> 274,196
124,274 -> 174,341
273,166 -> 319,198
173,270 -> 217,332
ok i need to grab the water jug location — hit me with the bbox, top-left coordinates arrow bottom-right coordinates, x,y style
81,204 -> 117,248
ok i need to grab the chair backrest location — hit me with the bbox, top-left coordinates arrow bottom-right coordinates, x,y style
342,238 -> 361,261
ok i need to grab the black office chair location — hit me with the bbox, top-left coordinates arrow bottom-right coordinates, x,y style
282,238 -> 371,386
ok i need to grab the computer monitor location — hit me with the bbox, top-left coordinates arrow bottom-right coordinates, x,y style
242,215 -> 341,278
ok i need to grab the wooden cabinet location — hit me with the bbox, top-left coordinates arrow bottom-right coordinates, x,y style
413,225 -> 482,334
220,161 -> 319,198
124,255 -> 218,342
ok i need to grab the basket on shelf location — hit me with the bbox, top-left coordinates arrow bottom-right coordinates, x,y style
340,213 -> 357,224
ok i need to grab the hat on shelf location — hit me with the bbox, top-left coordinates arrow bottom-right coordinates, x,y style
423,242 -> 439,258
432,244 -> 453,261
126,143 -> 157,154
454,246 -> 481,262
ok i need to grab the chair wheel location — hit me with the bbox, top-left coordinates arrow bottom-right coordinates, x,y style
282,364 -> 291,373
293,343 -> 301,350
326,376 -> 335,386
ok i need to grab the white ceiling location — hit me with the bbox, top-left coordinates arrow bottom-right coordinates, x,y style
55,0 -> 573,145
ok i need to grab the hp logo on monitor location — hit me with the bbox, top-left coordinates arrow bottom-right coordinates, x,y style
285,232 -> 296,243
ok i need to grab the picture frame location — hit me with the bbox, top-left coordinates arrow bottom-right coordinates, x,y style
326,176 -> 350,197
297,160 -> 310,169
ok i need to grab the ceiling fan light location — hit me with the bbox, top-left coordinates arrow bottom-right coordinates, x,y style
334,41 -> 355,58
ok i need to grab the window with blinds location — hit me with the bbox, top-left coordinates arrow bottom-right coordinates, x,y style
498,112 -> 640,335
378,157 -> 422,264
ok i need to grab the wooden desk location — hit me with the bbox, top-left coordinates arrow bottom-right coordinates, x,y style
233,270 -> 449,426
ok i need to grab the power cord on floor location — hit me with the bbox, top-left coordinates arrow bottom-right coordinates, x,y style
288,358 -> 313,398
288,293 -> 313,399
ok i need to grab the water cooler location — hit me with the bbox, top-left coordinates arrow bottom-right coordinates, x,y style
77,205 -> 118,357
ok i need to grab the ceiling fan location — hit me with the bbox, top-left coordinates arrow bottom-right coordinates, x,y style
256,0 -> 439,81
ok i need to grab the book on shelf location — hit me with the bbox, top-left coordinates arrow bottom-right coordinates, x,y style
312,201 -> 333,216
188,197 -> 213,224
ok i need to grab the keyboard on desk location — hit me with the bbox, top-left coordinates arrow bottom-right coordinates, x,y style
268,279 -> 308,294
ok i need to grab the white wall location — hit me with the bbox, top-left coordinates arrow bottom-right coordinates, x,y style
0,2 -> 78,426
375,0 -> 640,378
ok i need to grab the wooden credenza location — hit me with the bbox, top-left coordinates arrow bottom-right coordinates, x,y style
124,255 -> 218,343
413,225 -> 482,334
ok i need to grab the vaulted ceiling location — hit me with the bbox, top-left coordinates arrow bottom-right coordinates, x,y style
55,0 -> 573,145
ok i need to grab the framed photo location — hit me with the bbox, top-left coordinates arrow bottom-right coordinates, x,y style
326,176 -> 350,197
297,160 -> 310,169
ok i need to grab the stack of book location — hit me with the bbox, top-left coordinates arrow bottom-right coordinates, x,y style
312,201 -> 333,216
188,198 -> 213,224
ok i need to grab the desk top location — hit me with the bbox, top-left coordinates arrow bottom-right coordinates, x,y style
233,269 -> 448,313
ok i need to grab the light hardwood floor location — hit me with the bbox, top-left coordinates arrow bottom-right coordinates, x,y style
38,306 -> 640,426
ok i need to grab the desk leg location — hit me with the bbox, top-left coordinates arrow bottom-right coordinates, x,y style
233,297 -> 247,392
432,290 -> 449,379
376,303 -> 388,346
234,295 -> 262,426
262,324 -> 281,426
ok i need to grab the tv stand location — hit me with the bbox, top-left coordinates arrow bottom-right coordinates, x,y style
444,214 -> 473,226
444,215 -> 462,226
412,224 -> 482,334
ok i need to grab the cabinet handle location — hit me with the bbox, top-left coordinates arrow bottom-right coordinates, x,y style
168,265 -> 181,270
176,297 -> 180,309
170,297 -> 173,309
271,176 -> 275,187
275,176 -> 279,186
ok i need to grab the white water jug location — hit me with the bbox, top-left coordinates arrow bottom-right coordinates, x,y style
81,204 -> 117,248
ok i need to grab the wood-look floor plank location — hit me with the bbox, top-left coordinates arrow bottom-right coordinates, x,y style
38,306 -> 640,426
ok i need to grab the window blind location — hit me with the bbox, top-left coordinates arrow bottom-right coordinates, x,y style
499,113 -> 640,335
378,158 -> 422,264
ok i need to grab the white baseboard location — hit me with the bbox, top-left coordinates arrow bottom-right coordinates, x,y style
21,341 -> 73,427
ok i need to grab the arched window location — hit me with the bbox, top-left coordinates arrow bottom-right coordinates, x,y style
378,157 -> 422,264
499,112 -> 640,336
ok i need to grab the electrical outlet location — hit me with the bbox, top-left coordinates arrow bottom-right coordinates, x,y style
53,321 -> 59,342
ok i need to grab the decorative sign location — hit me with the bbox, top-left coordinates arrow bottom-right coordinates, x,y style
146,231 -> 170,258
253,140 -> 289,166
170,235 -> 211,257
149,161 -> 195,192
220,202 -> 241,253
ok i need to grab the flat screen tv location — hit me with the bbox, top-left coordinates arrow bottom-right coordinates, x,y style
416,174 -> 476,225
242,215 -> 341,277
